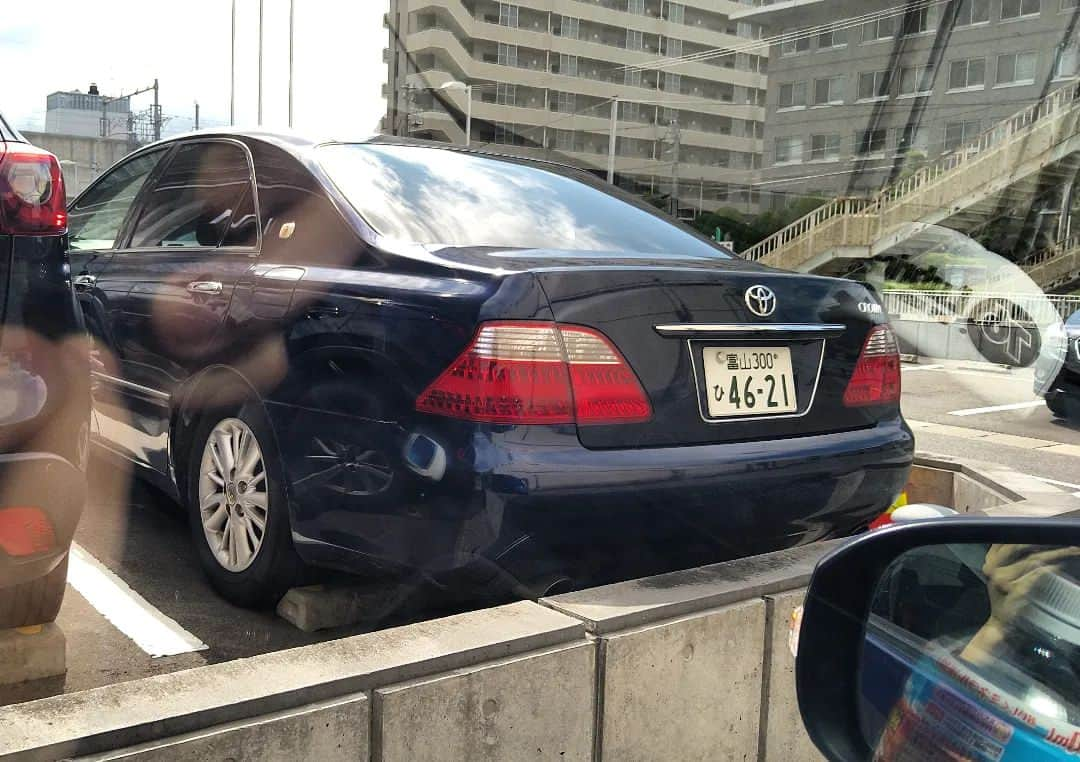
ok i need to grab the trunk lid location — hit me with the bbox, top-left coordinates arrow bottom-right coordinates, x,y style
530,262 -> 893,449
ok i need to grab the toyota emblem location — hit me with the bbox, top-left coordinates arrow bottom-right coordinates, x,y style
745,285 -> 777,318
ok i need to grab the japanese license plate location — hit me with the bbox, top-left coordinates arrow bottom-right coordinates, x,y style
701,346 -> 798,418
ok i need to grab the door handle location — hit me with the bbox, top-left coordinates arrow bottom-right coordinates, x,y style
187,281 -> 223,296
73,274 -> 97,290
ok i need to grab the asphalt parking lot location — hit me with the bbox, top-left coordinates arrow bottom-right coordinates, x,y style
1,359 -> 1078,708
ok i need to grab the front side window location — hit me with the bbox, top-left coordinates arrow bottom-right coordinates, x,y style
949,57 -> 987,89
317,144 -> 730,257
1001,0 -> 1041,18
67,149 -> 165,251
128,142 -> 255,249
997,51 -> 1038,85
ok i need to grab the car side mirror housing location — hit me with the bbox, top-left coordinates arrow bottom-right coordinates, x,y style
796,518 -> 1080,761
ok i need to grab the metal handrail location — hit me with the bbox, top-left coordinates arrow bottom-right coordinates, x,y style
741,197 -> 877,262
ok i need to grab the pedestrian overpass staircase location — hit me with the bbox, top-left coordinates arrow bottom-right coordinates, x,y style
742,79 -> 1080,292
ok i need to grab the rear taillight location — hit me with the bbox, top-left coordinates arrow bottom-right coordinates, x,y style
843,325 -> 901,407
415,321 -> 652,425
0,506 -> 55,557
0,143 -> 67,235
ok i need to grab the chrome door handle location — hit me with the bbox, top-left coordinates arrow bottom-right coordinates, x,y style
187,281 -> 223,295
73,274 -> 97,289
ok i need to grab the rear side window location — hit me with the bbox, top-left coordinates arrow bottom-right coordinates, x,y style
129,141 -> 256,249
317,143 -> 730,257
67,149 -> 164,251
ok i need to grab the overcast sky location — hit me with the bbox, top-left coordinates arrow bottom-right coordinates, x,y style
1,0 -> 388,137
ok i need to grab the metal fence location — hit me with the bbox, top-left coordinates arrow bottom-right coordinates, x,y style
881,289 -> 1080,323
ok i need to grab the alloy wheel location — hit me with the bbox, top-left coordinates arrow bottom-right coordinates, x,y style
198,418 -> 269,573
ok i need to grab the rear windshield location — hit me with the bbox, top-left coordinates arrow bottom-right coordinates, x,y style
317,143 -> 729,257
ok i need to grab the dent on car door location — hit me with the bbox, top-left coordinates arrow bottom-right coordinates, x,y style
92,140 -> 260,473
66,148 -> 169,441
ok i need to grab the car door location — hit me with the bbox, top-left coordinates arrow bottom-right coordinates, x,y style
92,139 -> 260,474
66,148 -> 171,442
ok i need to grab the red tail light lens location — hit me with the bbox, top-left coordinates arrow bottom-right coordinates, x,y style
0,506 -> 55,557
0,143 -> 67,235
843,325 -> 901,407
415,322 -> 652,425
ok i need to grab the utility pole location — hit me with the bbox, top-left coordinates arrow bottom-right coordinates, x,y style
194,101 -> 200,131
258,0 -> 265,125
230,0 -> 236,125
153,79 -> 161,141
671,119 -> 681,217
607,96 -> 619,184
288,0 -> 295,128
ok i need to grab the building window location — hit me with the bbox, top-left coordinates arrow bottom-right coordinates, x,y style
666,2 -> 685,24
781,30 -> 811,56
494,122 -> 516,144
665,38 -> 683,57
626,29 -> 645,50
996,51 -> 1038,85
775,136 -> 803,164
554,129 -> 574,151
948,57 -> 986,90
858,70 -> 890,101
498,3 -> 519,28
622,101 -> 642,122
1055,41 -> 1080,78
556,91 -> 575,113
627,0 -> 646,14
496,83 -> 517,106
1001,0 -> 1040,18
818,29 -> 845,48
664,72 -> 682,92
956,0 -> 991,24
554,15 -> 579,38
813,76 -> 845,105
856,129 -> 888,155
945,120 -> 981,150
903,6 -> 939,34
557,53 -> 578,76
810,134 -> 842,161
778,81 -> 807,109
497,43 -> 518,67
624,69 -> 642,87
899,65 -> 935,96
898,125 -> 930,154
862,16 -> 896,42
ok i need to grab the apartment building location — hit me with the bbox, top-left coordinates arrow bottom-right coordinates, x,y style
732,0 -> 1080,207
383,0 -> 769,214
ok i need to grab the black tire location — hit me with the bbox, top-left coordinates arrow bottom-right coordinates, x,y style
0,555 -> 69,629
186,398 -> 302,609
1048,395 -> 1068,418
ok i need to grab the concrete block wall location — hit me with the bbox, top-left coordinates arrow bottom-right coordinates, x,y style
0,457 -> 1072,762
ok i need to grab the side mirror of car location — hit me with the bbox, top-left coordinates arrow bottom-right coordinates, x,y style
796,518 -> 1080,761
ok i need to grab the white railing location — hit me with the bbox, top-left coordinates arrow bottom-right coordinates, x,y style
881,289 -> 1080,323
741,197 -> 876,262
741,77 -> 1080,266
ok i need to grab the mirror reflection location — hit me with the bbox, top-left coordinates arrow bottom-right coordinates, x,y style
861,543 -> 1080,760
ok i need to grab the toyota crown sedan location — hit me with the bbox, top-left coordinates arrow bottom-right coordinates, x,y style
67,132 -> 913,607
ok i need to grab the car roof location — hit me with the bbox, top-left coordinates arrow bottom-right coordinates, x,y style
133,128 -> 591,177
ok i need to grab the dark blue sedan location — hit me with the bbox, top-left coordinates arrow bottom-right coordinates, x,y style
66,132 -> 913,607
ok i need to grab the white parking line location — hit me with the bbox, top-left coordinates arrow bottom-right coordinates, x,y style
901,364 -> 945,372
67,544 -> 208,658
948,401 -> 1046,417
1033,476 -> 1080,492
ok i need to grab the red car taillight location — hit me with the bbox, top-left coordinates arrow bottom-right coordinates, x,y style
0,142 -> 67,235
415,321 -> 652,425
0,506 -> 55,557
843,325 -> 901,407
